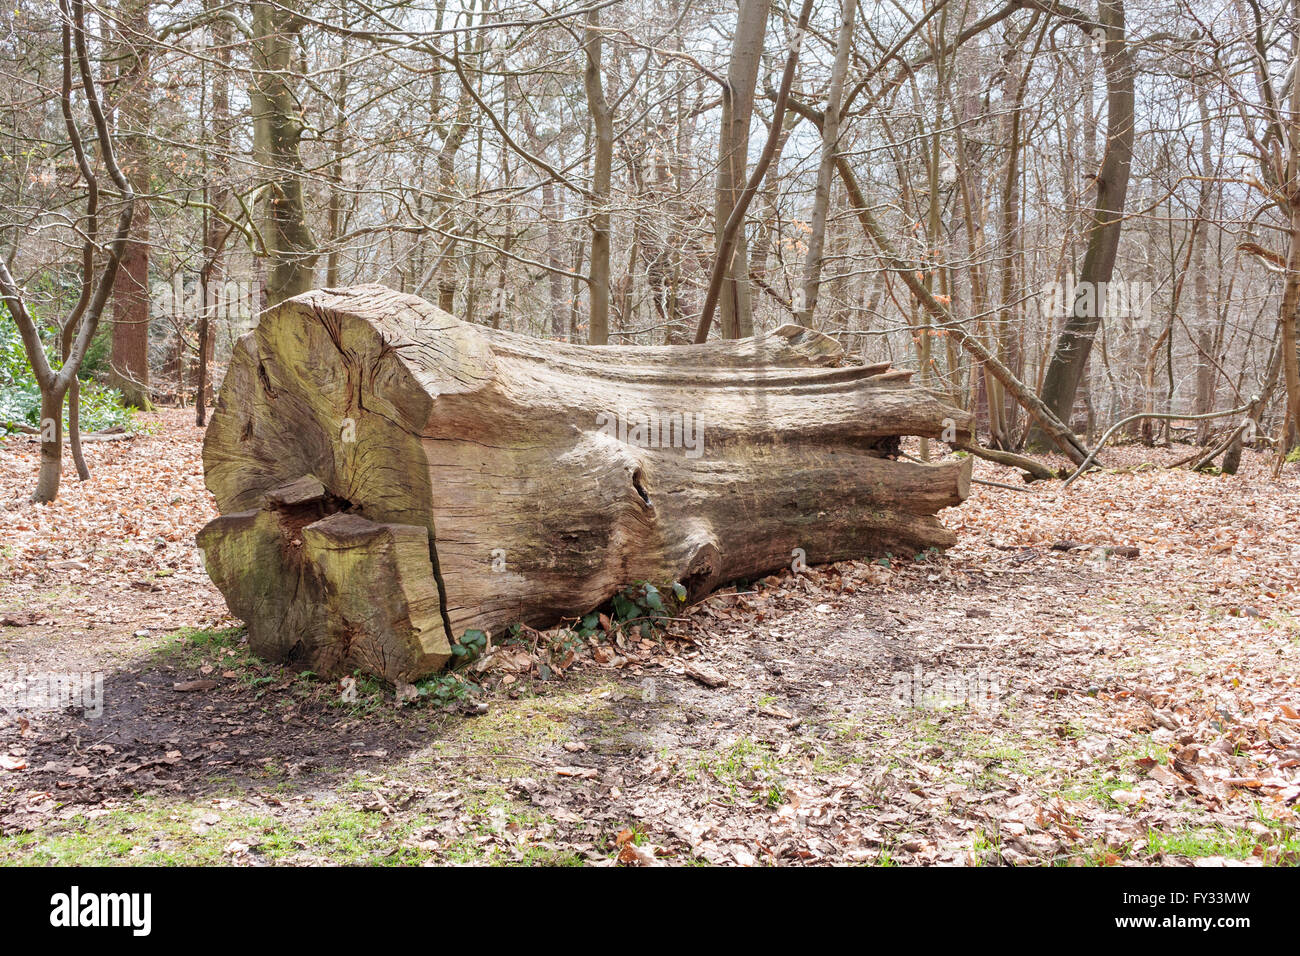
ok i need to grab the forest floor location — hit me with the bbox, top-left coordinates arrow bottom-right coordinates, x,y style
0,409 -> 1298,866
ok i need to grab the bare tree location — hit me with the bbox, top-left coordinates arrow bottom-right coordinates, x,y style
583,7 -> 614,344
106,0 -> 153,409
0,0 -> 136,502
797,0 -> 856,328
1028,0 -> 1135,449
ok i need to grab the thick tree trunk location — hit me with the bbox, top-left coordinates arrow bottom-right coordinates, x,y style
251,0 -> 317,305
198,285 -> 973,682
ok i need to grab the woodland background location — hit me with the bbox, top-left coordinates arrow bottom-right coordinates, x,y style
3,0 -> 1299,465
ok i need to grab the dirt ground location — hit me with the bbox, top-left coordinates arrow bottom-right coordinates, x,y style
1,409 -> 1297,866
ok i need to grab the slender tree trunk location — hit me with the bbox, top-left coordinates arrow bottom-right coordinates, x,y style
1282,13 -> 1300,450
1027,0 -> 1134,449
543,180 -> 568,336
1193,90 -> 1218,442
712,0 -> 769,339
325,54 -> 349,289
107,0 -> 153,409
798,0 -> 854,327
995,18 -> 1044,448
583,9 -> 613,344
433,92 -> 473,315
59,322 -> 89,480
197,5 -> 231,425
696,0 -> 811,344
1279,204 -> 1300,449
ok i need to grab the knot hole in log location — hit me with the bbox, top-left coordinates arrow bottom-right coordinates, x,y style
631,466 -> 652,508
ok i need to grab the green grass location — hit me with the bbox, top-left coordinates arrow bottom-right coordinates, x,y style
1053,768 -> 1132,810
1147,827 -> 1253,860
1148,824 -> 1300,862
0,790 -> 581,867
1126,736 -> 1171,766
690,738 -> 787,808
970,827 -> 1000,865
154,625 -> 250,670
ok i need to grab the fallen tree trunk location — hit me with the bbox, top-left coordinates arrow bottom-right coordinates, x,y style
198,285 -> 973,681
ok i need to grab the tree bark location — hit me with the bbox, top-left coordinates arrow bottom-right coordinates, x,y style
1192,85 -> 1219,443
251,0 -> 317,305
696,0 -> 812,343
1281,9 -> 1300,451
798,0 -> 855,328
583,9 -> 614,344
711,0 -> 770,339
1027,0 -> 1134,449
1278,203 -> 1300,450
197,3 -> 232,426
107,0 -> 153,410
198,285 -> 973,681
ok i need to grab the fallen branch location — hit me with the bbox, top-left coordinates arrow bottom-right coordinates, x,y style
952,439 -> 1059,482
1061,402 -> 1255,490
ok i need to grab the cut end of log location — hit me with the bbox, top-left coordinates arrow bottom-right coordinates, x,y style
198,284 -> 974,682
956,454 -> 973,501
198,477 -> 451,682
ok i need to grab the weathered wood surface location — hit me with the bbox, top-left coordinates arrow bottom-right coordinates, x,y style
199,284 -> 973,681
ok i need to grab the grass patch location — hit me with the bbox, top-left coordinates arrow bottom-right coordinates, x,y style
691,738 -> 787,808
0,790 -> 579,867
1147,823 -> 1300,862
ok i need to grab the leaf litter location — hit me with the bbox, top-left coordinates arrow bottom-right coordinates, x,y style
0,414 -> 1296,865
